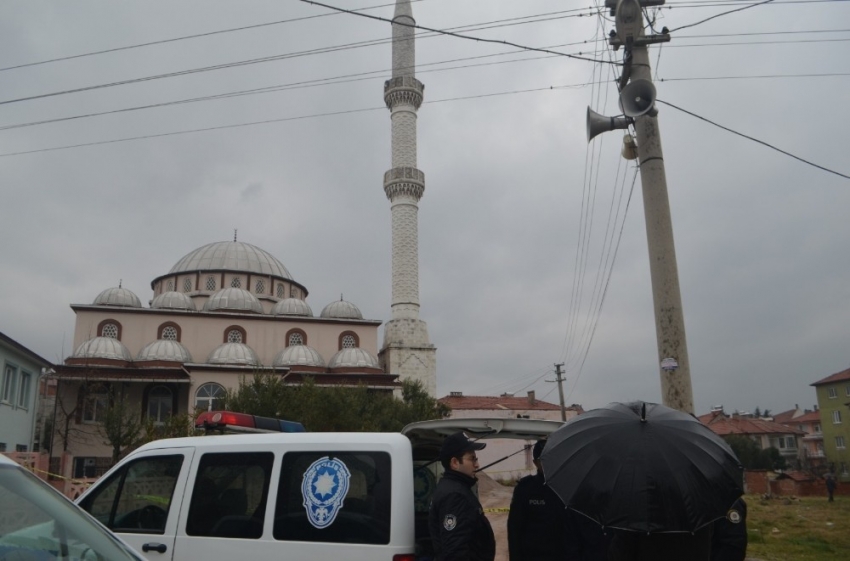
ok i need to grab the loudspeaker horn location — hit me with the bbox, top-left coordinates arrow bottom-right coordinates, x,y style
587,107 -> 630,142
619,79 -> 657,118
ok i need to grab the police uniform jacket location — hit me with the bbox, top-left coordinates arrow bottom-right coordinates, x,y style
429,469 -> 496,561
507,472 -> 570,561
710,498 -> 747,561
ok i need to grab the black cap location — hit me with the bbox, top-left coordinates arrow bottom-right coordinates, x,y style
532,440 -> 546,460
439,431 -> 486,461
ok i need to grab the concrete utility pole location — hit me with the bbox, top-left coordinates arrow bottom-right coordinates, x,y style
554,363 -> 567,421
609,0 -> 694,413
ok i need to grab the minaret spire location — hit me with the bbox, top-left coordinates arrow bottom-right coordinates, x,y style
379,0 -> 436,396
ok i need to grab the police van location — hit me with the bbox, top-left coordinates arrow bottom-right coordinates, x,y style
75,412 -> 561,561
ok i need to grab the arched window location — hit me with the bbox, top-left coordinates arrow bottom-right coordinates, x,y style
291,287 -> 300,299
339,331 -> 359,350
147,386 -> 173,425
183,278 -> 193,292
98,319 -> 122,340
230,277 -> 242,288
255,279 -> 265,294
286,329 -> 307,347
276,284 -> 285,298
195,383 -> 226,412
224,326 -> 246,344
158,322 -> 181,341
206,276 -> 216,291
166,280 -> 174,291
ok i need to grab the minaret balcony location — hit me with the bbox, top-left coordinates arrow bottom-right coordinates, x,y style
384,76 -> 424,109
384,166 -> 425,200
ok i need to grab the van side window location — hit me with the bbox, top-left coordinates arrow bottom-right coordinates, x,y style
186,452 -> 273,539
273,451 -> 392,545
78,455 -> 183,534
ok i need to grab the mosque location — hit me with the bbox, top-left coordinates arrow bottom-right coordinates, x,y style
49,0 -> 436,478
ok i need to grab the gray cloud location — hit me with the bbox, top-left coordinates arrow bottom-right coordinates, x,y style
0,0 -> 847,416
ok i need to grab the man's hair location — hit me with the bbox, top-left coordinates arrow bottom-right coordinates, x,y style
441,453 -> 465,472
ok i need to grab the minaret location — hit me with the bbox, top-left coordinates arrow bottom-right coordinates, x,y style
379,0 -> 436,396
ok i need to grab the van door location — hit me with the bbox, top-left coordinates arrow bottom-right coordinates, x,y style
78,447 -> 195,561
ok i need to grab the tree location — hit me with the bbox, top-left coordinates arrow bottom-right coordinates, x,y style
99,390 -> 144,465
723,435 -> 786,470
224,375 -> 450,432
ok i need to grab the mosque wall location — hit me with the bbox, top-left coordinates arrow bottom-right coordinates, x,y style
72,309 -> 378,368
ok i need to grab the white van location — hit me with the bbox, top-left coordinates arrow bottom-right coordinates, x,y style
76,414 -> 561,561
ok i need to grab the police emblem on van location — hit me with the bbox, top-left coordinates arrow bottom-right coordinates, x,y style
301,456 -> 351,529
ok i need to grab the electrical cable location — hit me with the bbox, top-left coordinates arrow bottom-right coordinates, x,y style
0,82 -> 596,158
298,0 -> 619,65
0,7 -> 615,107
670,0 -> 775,33
657,99 -> 850,180
0,1 -> 423,73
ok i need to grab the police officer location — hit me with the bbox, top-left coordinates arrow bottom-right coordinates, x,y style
429,432 -> 495,561
507,440 -> 570,560
711,497 -> 747,561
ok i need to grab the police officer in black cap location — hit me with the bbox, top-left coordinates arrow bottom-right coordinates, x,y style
429,431 -> 496,561
508,440 -> 571,561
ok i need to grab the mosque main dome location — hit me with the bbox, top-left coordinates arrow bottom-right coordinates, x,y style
168,241 -> 292,279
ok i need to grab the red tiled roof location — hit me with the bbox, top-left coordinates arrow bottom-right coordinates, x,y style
771,408 -> 800,424
700,414 -> 805,436
438,394 -> 582,412
811,367 -> 850,386
792,410 -> 821,424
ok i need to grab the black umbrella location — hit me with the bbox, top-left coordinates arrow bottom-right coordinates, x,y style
540,401 -> 743,534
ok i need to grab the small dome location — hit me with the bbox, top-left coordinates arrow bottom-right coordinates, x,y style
204,288 -> 263,314
207,342 -> 260,366
273,345 -> 325,368
328,347 -> 380,369
169,241 -> 292,279
73,337 -> 132,361
151,291 -> 196,311
271,298 -> 313,317
93,287 -> 142,308
320,298 -> 363,319
136,340 -> 193,363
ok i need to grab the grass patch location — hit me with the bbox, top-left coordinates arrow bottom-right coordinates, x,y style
746,494 -> 849,561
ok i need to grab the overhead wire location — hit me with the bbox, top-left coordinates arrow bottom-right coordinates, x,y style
670,0 -> 775,32
657,99 -> 850,179
0,7 -> 616,107
0,82 -> 598,158
0,0 -> 425,73
298,0 -> 619,64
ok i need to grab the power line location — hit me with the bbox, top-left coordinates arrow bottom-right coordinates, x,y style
0,46 -> 597,132
670,0 -> 775,33
0,83 -> 594,158
657,99 -> 850,180
0,8 -> 613,107
659,71 -> 850,81
298,0 -> 619,65
0,1 -> 419,73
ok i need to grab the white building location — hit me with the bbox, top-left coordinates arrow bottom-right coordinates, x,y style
0,332 -> 52,454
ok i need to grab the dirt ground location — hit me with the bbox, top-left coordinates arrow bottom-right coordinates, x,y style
478,472 -> 514,561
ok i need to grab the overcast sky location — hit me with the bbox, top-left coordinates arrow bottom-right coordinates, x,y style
1,0 -> 848,416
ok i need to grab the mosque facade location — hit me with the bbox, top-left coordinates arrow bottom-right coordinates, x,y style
51,241 -> 396,478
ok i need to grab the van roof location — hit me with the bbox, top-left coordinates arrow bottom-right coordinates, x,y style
131,431 -> 411,455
